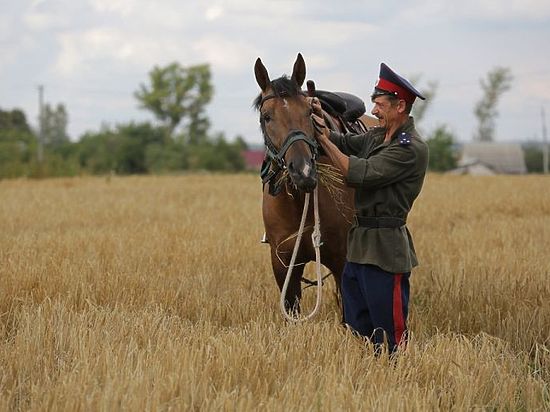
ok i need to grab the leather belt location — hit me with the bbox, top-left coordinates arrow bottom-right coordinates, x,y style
354,216 -> 405,228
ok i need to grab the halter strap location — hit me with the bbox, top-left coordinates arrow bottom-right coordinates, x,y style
265,130 -> 318,170
259,91 -> 308,110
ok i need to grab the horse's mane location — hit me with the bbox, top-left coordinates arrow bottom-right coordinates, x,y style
253,76 -> 301,111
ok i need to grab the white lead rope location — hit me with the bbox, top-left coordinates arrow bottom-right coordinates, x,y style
280,187 -> 323,322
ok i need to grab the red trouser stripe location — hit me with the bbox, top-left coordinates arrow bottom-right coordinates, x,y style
392,274 -> 405,346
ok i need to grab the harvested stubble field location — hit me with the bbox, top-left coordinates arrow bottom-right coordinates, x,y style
0,173 -> 549,411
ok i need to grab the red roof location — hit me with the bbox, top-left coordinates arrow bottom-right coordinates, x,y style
242,149 -> 264,170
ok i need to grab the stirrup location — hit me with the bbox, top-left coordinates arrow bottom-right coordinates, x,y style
260,232 -> 269,244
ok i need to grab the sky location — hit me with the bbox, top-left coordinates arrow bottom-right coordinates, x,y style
1,0 -> 550,145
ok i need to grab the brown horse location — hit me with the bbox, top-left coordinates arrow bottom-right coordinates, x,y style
253,53 -> 377,315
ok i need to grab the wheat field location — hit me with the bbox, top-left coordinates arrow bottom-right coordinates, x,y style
0,174 -> 549,411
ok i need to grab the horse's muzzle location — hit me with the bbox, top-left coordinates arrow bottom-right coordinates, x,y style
287,158 -> 317,192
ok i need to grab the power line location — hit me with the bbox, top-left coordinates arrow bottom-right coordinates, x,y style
37,84 -> 44,164
542,106 -> 548,174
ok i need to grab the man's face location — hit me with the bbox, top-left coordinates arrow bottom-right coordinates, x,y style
370,96 -> 400,128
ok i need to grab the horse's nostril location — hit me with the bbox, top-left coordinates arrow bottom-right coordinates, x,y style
287,161 -> 295,173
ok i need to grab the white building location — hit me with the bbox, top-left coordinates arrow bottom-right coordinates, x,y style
449,142 -> 527,175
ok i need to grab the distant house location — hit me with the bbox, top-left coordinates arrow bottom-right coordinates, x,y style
242,148 -> 264,171
449,142 -> 527,175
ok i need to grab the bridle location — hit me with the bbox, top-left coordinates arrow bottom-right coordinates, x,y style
259,88 -> 325,322
259,92 -> 319,171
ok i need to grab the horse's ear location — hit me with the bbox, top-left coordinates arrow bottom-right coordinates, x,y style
255,57 -> 270,92
291,53 -> 306,87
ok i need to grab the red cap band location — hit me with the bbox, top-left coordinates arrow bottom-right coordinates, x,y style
376,78 -> 416,104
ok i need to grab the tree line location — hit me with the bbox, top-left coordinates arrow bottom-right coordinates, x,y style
1,63 -> 545,179
0,62 -> 247,179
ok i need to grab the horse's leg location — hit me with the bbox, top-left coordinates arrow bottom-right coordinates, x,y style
270,249 -> 304,314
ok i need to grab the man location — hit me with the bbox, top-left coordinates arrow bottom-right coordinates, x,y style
310,63 -> 429,353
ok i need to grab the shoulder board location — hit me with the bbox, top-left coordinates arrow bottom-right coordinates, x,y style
399,132 -> 413,146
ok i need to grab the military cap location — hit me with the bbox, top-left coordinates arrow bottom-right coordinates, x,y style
371,63 -> 425,104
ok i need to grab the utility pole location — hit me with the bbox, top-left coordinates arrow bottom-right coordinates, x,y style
542,106 -> 548,175
37,85 -> 44,164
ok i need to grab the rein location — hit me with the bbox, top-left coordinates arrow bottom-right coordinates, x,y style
279,187 -> 323,322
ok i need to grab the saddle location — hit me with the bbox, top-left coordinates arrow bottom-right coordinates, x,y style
312,90 -> 369,135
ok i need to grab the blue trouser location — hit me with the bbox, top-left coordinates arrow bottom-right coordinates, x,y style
342,262 -> 410,353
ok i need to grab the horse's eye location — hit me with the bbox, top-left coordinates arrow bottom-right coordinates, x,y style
263,113 -> 272,123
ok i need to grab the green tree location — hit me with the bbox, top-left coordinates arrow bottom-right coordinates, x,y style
187,133 -> 246,172
0,108 -> 37,178
426,125 -> 458,172
113,122 -> 166,174
0,108 -> 32,133
42,103 -> 70,149
474,67 -> 513,142
134,62 -> 213,143
77,127 -> 119,174
145,142 -> 186,173
77,122 -> 179,174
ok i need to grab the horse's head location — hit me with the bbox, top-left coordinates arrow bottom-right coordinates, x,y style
254,53 -> 318,193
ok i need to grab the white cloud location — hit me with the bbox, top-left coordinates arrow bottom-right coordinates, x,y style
24,9 -> 67,31
302,54 -> 333,71
225,0 -> 306,19
205,5 -> 224,21
453,0 -> 550,20
0,35 -> 37,77
394,0 -> 550,23
193,36 -> 257,72
54,28 -> 194,76
55,29 -> 120,75
88,0 -> 138,16
87,0 -> 205,30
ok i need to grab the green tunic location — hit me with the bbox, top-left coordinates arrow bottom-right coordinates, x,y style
329,116 -> 429,273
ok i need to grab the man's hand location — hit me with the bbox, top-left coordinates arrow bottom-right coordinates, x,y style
309,96 -> 323,117
312,113 -> 327,138
307,97 -> 350,176
308,97 -> 329,142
